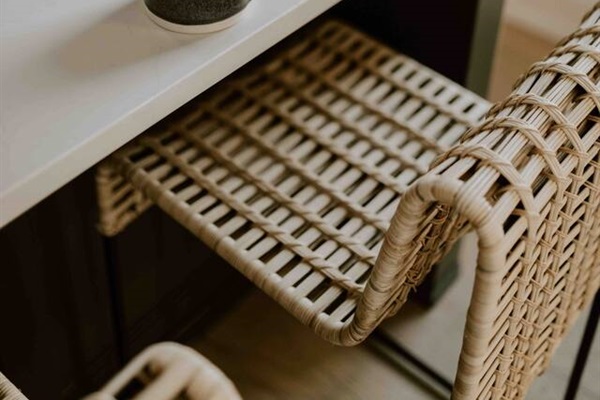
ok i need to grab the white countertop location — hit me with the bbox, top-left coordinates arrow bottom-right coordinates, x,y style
0,0 -> 340,228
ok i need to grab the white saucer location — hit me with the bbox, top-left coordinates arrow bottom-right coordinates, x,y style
143,2 -> 246,34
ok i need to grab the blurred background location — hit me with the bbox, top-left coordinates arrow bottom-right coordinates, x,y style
488,0 -> 596,101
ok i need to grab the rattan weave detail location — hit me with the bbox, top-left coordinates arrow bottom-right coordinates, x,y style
0,372 -> 27,400
97,19 -> 489,327
97,9 -> 600,400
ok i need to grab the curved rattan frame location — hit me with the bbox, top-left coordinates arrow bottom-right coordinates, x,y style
84,342 -> 241,400
97,6 -> 600,399
0,372 -> 27,400
376,8 -> 600,398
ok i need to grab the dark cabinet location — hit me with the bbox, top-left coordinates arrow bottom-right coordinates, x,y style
0,171 -> 249,399
0,172 -> 118,399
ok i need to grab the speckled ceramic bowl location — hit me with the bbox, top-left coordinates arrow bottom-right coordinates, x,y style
143,0 -> 251,34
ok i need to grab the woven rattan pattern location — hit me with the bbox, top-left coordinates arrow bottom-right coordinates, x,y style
97,8 -> 600,400
0,372 -> 27,400
445,8 -> 599,398
97,19 -> 489,334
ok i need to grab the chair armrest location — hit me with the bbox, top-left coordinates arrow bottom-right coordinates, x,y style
353,5 -> 600,399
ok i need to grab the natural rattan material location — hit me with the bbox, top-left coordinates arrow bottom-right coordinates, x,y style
97,9 -> 600,400
84,342 -> 241,400
0,372 -> 27,400
97,18 -> 489,329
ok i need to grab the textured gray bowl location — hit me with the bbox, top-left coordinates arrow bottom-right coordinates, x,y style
144,0 -> 251,33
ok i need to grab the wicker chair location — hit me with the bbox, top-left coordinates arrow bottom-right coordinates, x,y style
84,342 -> 241,400
97,6 -> 600,400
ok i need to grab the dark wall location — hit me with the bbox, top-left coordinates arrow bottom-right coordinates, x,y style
335,0 -> 502,95
106,207 -> 250,360
0,172 -> 118,399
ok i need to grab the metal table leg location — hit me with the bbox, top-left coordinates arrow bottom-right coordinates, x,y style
369,290 -> 600,399
564,290 -> 600,400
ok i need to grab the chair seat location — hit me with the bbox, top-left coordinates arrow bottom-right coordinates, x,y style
97,20 -> 489,335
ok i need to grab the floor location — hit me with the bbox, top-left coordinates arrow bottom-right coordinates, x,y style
185,2 -> 600,399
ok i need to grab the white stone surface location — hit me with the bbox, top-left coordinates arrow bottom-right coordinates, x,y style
0,0 -> 340,227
